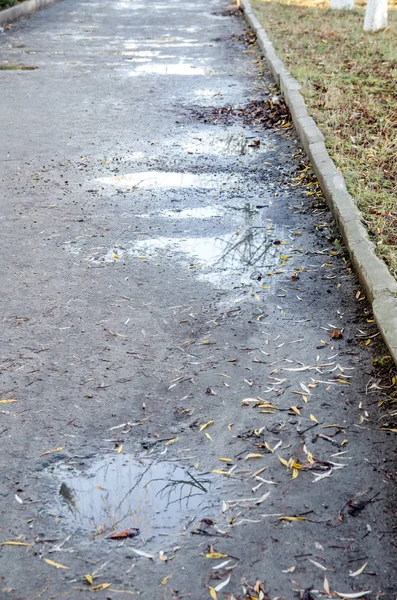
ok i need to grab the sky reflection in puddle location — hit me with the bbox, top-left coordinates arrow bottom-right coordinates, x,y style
98,171 -> 236,189
127,63 -> 211,76
55,456 -> 214,539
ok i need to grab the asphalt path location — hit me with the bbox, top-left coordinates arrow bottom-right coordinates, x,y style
0,0 -> 396,598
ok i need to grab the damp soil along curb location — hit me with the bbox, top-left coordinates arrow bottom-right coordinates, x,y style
0,0 -> 55,25
236,0 -> 397,368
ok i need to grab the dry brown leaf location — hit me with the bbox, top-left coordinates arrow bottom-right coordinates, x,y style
330,328 -> 343,339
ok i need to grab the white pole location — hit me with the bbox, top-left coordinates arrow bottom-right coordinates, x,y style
364,0 -> 388,30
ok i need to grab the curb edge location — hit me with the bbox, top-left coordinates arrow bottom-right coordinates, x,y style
0,0 -> 55,26
238,0 -> 397,364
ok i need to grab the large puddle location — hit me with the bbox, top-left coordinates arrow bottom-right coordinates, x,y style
53,456 -> 217,540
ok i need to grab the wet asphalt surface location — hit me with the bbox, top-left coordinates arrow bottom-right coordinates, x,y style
1,0 -> 397,598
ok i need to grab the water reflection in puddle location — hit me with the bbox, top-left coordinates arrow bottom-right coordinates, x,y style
98,171 -> 236,189
90,226 -> 287,290
55,456 -> 215,538
180,128 -> 271,156
127,63 -> 211,76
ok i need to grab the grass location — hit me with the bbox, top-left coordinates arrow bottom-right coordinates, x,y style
251,0 -> 397,278
0,0 -> 18,8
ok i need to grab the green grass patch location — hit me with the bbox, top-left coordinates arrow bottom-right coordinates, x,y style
0,0 -> 18,9
251,0 -> 397,278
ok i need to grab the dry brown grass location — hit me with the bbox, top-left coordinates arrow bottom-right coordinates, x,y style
251,0 -> 397,278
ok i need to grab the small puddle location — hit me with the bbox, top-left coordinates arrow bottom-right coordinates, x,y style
53,456 -> 216,540
126,63 -> 212,76
97,171 -> 237,190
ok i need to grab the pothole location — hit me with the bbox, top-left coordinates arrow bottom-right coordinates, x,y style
51,455 -> 219,542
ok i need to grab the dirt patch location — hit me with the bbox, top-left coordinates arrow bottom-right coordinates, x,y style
189,96 -> 292,130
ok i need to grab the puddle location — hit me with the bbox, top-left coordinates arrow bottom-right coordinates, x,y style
98,170 -> 237,190
179,128 -> 272,156
127,63 -> 211,76
158,206 -> 225,219
90,223 -> 290,291
53,455 -> 216,539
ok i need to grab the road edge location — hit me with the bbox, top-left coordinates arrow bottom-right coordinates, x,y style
238,0 -> 397,365
0,0 -> 55,25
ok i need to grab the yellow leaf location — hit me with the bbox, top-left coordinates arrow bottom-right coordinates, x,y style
218,458 -> 233,462
96,485 -> 106,490
165,437 -> 179,446
85,574 -> 93,585
208,586 -> 217,600
200,420 -> 214,431
92,583 -> 111,591
307,452 -> 315,465
117,445 -> 123,454
113,253 -> 119,259
40,447 -> 63,456
278,516 -> 307,522
365,339 -> 371,346
204,552 -> 228,559
205,432 -> 213,440
1,541 -> 30,548
292,468 -> 299,479
0,399 -> 17,404
160,574 -> 173,586
245,453 -> 264,460
44,558 -> 69,569
278,456 -> 289,468
341,439 -> 348,446
264,442 -> 274,454
302,395 -> 308,403
310,414 -> 318,423
212,469 -> 230,476
291,460 -> 303,470
227,423 -> 233,430
290,406 -> 300,415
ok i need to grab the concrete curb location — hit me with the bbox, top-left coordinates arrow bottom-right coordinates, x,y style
0,0 -> 54,25
238,0 -> 397,365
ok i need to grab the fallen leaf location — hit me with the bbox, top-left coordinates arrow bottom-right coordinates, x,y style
212,469 -> 231,476
278,516 -> 308,522
214,574 -> 231,592
324,576 -> 330,594
106,528 -> 139,540
85,574 -> 93,585
0,399 -> 17,404
278,456 -> 289,468
208,586 -> 217,600
205,432 -> 213,441
290,406 -> 301,415
160,574 -> 173,586
92,583 -> 112,591
330,328 -> 343,339
165,437 -> 179,446
117,445 -> 123,454
245,453 -> 264,460
200,420 -> 214,431
40,447 -> 63,456
218,457 -> 233,463
310,414 -> 318,423
349,562 -> 368,577
334,592 -> 372,599
282,565 -> 296,573
203,552 -> 229,559
130,548 -> 154,560
1,541 -> 30,548
44,558 -> 69,569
